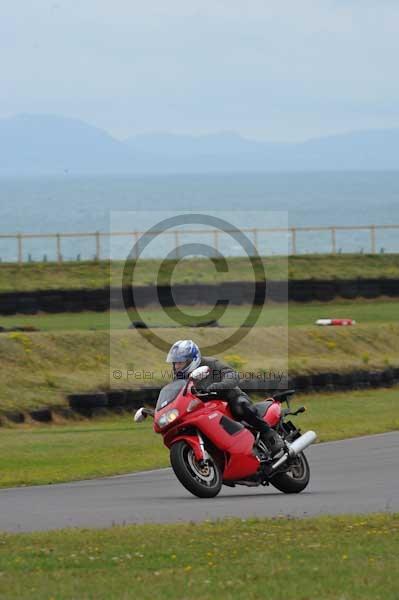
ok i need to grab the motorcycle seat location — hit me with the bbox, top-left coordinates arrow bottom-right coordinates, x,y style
253,399 -> 274,418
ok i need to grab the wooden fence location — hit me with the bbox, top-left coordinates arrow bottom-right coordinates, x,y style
0,224 -> 398,264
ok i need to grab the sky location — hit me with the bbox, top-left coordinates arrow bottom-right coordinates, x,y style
1,0 -> 399,142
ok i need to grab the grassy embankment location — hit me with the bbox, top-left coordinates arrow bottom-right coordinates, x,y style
1,321 -> 398,413
1,386 -> 398,488
1,253 -> 399,291
1,514 -> 398,599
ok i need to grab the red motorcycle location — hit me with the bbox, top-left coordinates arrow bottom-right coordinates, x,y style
135,366 -> 316,498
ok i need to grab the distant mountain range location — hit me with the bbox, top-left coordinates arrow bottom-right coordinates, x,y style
1,114 -> 399,175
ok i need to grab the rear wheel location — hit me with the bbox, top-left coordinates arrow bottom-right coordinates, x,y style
170,440 -> 222,498
270,452 -> 310,493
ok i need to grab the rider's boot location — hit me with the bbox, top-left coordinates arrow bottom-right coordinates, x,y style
237,399 -> 285,458
261,429 -> 285,458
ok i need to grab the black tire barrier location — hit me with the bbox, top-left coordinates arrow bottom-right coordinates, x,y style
329,372 -> 351,391
289,282 -> 315,302
267,281 -> 288,303
16,296 -> 39,315
368,371 -> 383,388
380,368 -> 395,387
240,378 -> 288,395
3,411 -> 25,424
351,370 -> 370,388
311,373 -> 331,390
125,388 -> 159,408
289,375 -> 312,393
312,283 -> 337,303
30,408 -> 52,423
336,281 -> 360,299
357,279 -> 383,299
68,392 -> 108,416
322,371 -> 339,390
39,293 -> 66,314
124,390 -> 146,410
62,289 -> 89,313
0,294 -> 18,315
107,390 -> 128,408
3,277 -> 399,315
380,280 -> 399,297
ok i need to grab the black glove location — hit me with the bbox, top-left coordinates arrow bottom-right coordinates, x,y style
192,386 -> 217,400
206,383 -> 221,392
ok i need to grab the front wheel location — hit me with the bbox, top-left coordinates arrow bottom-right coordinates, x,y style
270,452 -> 310,493
170,440 -> 222,498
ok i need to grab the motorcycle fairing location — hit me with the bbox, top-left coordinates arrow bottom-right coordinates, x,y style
164,407 -> 260,481
264,401 -> 282,427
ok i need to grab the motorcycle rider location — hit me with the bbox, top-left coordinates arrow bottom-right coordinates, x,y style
166,339 -> 284,457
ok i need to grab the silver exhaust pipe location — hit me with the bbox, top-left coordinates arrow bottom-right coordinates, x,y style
271,430 -> 317,470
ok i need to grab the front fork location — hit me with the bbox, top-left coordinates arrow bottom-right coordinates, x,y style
197,431 -> 210,464
168,431 -> 208,463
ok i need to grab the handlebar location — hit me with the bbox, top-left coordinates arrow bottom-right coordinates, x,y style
282,405 -> 306,417
192,389 -> 218,400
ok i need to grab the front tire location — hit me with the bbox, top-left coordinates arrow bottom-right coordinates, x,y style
270,452 -> 310,493
170,440 -> 222,498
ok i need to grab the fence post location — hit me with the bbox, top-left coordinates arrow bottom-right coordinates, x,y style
95,231 -> 100,261
56,234 -> 62,264
370,225 -> 376,254
17,234 -> 23,265
331,227 -> 336,254
291,228 -> 297,255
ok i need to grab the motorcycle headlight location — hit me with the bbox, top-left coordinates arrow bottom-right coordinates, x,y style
157,409 -> 179,428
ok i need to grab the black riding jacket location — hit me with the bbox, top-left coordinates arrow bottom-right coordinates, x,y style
177,356 -> 270,432
193,356 -> 245,401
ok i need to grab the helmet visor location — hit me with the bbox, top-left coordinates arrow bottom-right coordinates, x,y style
166,344 -> 193,364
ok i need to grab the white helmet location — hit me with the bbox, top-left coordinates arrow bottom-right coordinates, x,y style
166,340 -> 201,377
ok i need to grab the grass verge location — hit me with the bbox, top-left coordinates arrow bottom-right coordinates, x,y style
1,386 -> 398,488
1,298 -> 398,331
2,253 -> 399,291
0,514 -> 398,599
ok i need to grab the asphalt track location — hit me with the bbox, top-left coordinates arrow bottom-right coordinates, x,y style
0,432 -> 398,533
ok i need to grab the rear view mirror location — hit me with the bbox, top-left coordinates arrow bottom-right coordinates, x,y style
134,407 -> 147,422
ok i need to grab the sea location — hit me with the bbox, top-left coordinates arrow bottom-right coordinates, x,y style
0,171 -> 398,262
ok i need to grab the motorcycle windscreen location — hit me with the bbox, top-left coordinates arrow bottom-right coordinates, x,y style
156,380 -> 186,411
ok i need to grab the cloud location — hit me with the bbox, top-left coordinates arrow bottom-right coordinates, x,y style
1,0 -> 399,140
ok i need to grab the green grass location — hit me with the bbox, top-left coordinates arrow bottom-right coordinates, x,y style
1,386 -> 398,488
0,298 -> 398,331
1,322 -> 399,412
0,514 -> 398,599
2,253 -> 399,291
0,416 -> 165,488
